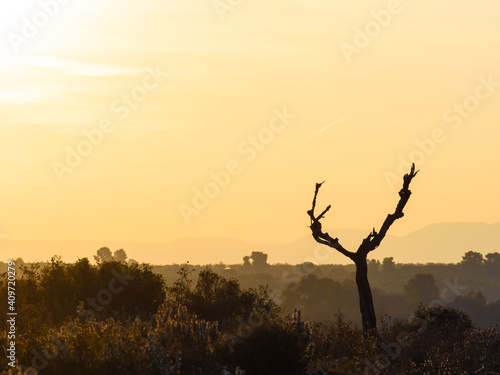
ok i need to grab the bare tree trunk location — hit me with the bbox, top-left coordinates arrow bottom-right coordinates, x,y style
354,255 -> 377,336
307,164 -> 418,337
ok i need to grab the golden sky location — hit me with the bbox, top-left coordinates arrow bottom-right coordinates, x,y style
0,0 -> 499,260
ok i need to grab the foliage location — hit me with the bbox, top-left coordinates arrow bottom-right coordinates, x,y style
226,310 -> 311,375
113,249 -> 128,262
3,300 -> 497,374
377,305 -> 500,374
166,264 -> 280,326
461,250 -> 484,267
250,251 -> 268,269
1,255 -> 499,374
94,247 -> 129,263
0,257 -> 166,335
307,311 -> 378,374
403,273 -> 439,304
1,304 -> 219,375
382,257 -> 396,272
94,247 -> 113,263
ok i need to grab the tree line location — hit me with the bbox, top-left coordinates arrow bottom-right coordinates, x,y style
1,249 -> 498,374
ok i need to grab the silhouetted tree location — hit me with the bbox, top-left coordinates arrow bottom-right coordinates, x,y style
382,257 -> 396,272
450,290 -> 487,325
485,252 -> 500,265
461,251 -> 484,267
307,164 -> 418,336
167,265 -> 279,324
484,252 -> 500,276
367,259 -> 381,273
113,248 -> 127,262
94,247 -> 113,263
242,255 -> 251,268
251,251 -> 269,269
403,273 -> 439,304
283,275 -> 359,322
4,257 -> 165,331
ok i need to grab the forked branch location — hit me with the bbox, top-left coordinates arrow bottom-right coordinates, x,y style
357,163 -> 418,255
307,182 -> 356,260
307,164 -> 419,259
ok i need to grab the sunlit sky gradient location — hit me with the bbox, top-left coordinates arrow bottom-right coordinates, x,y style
0,0 -> 499,262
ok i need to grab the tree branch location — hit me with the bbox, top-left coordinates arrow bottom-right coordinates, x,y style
357,163 -> 419,255
307,182 -> 356,260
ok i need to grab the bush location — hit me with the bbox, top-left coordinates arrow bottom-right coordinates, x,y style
0,257 -> 166,335
2,262 -> 499,375
167,265 -> 280,327
374,305 -> 500,374
224,310 -> 311,375
1,304 -> 220,375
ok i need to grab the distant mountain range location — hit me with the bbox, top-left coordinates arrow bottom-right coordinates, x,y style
1,222 -> 499,265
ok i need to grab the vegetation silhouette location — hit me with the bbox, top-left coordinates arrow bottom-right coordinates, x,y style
1,250 -> 499,374
166,264 -> 280,326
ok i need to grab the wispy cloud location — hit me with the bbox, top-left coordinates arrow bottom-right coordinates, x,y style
19,55 -> 142,77
297,112 -> 353,147
0,54 -> 141,77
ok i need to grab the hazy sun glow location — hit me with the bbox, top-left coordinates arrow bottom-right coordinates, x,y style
1,0 -> 499,264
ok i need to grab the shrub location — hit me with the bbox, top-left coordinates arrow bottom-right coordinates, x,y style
167,265 -> 280,327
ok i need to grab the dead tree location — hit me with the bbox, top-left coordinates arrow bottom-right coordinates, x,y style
307,164 -> 418,336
